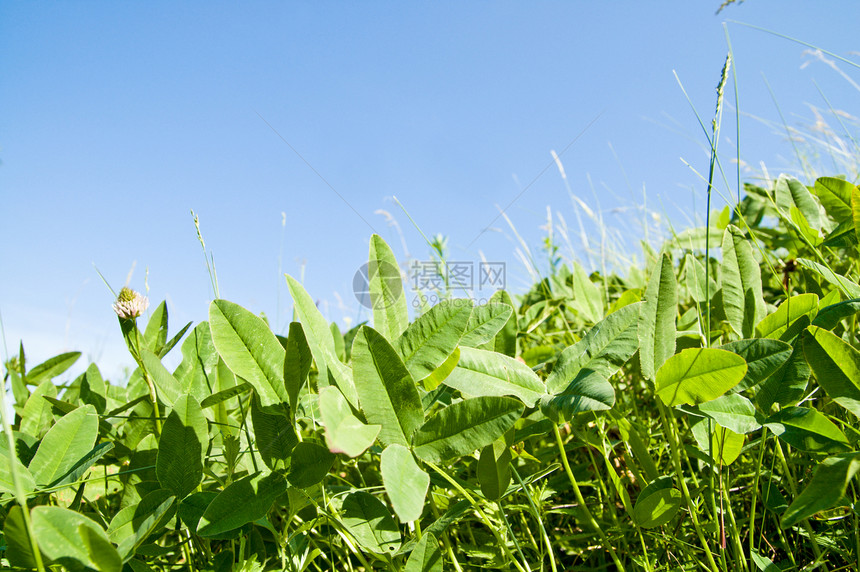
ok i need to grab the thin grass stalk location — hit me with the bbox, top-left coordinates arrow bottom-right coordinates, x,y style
511,466 -> 558,572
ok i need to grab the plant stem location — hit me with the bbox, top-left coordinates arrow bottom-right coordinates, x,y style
511,466 -> 558,572
552,422 -> 626,572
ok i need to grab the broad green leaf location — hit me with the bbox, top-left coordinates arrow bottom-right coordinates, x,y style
796,258 -> 860,298
381,444 -> 430,522
341,491 -> 401,555
0,438 -> 36,496
208,300 -> 288,407
803,326 -> 860,418
20,379 -> 57,437
28,404 -> 98,487
488,290 -> 518,356
286,274 -> 359,408
692,393 -> 761,434
49,441 -> 115,490
540,370 -> 615,422
750,549 -> 780,572
775,174 -> 821,230
395,298 -> 471,381
32,505 -> 120,572
139,348 -> 181,408
27,351 -> 81,385
545,302 -> 642,395
3,505 -> 38,568
459,303 -> 514,348
811,298 -> 860,330
143,300 -> 169,356
108,490 -> 176,560
80,363 -> 107,414
200,382 -> 251,408
443,347 -> 545,407
283,321 -> 312,415
821,218 -> 858,247
251,397 -> 297,470
156,394 -> 207,498
721,225 -> 765,338
352,326 -> 424,447
691,420 -> 744,465
178,491 -> 218,534
368,234 -> 409,341
756,341 -> 810,412
655,348 -> 747,407
173,322 -> 219,404
319,386 -> 380,458
404,532 -> 442,572
412,396 -> 523,463
477,438 -> 512,501
288,442 -> 336,488
854,186 -> 860,243
781,452 -> 860,528
638,252 -> 677,380
813,176 -> 854,221
198,471 -> 288,536
755,293 -> 818,341
633,477 -> 682,528
765,406 -> 850,453
684,253 -> 717,303
422,347 -> 459,391
570,261 -> 604,323
721,338 -> 792,392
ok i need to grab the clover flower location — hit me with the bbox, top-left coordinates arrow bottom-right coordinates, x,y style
113,287 -> 149,319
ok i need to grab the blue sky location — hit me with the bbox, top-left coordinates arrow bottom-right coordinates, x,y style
2,1 -> 859,381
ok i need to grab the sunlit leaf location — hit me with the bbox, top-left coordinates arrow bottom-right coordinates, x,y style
639,252 -> 677,380
655,348 -> 746,407
381,444 -> 429,522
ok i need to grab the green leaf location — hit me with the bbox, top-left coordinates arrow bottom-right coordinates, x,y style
655,348 -> 747,407
341,491 -> 401,555
283,321 -> 312,415
854,185 -> 860,243
775,174 -> 821,230
781,452 -> 860,528
803,326 -> 860,418
286,274 -> 359,408
459,303 -> 514,348
796,258 -> 860,298
80,363 -> 107,414
49,441 -> 115,489
404,532 -> 442,572
352,326 -> 424,447
3,505 -> 38,568
209,300 -> 288,407
721,225 -> 765,338
288,442 -> 336,488
198,472 -> 288,536
396,299 -> 471,382
143,300 -> 169,356
0,437 -> 36,495
319,386 -> 380,458
690,420 -> 744,465
199,382 -> 251,408
172,322 -> 219,405
251,397 -> 298,470
755,340 -> 810,412
381,444 -> 430,522
412,396 -> 523,463
488,290 -> 518,356
755,293 -> 818,341
690,393 -> 761,434
156,394 -> 207,498
443,346 -> 545,407
20,379 -> 57,437
821,218 -> 858,248
368,234 -> 409,341
721,338 -> 792,392
545,302 -> 642,395
28,404 -> 98,487
108,490 -> 176,560
765,406 -> 850,453
32,505 -> 120,572
139,348 -> 181,408
422,347 -> 460,392
684,253 -> 717,303
540,370 -> 615,422
813,176 -> 855,221
639,252 -> 677,380
570,261 -> 605,323
27,351 -> 81,385
812,298 -> 860,330
477,438 -> 512,501
632,477 -> 682,528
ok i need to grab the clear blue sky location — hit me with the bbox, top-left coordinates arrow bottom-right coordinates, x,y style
2,1 -> 859,380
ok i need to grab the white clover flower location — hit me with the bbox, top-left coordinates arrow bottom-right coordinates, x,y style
113,287 -> 149,319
